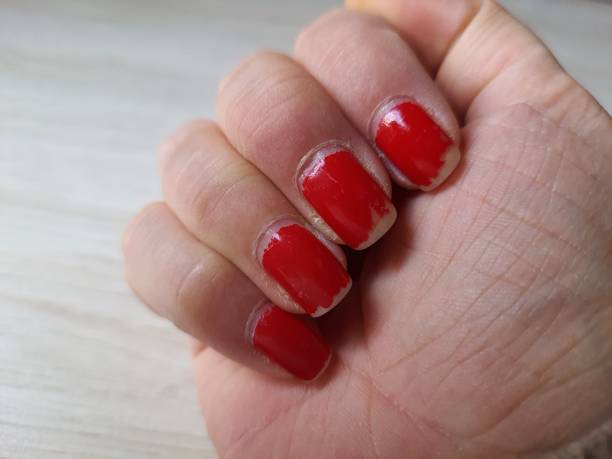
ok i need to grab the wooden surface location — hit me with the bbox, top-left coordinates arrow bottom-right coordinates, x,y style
1,1 -> 610,458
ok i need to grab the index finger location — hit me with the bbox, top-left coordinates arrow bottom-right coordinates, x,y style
295,9 -> 462,191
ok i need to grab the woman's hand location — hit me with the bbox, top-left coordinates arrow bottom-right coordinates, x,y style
122,0 -> 612,457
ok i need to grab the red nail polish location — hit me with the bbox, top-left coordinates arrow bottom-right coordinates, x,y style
251,303 -> 331,380
373,98 -> 459,190
259,221 -> 351,316
299,147 -> 397,250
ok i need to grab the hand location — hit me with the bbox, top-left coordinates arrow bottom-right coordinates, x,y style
122,0 -> 612,457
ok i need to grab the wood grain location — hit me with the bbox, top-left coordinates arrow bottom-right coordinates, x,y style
1,0 -> 610,457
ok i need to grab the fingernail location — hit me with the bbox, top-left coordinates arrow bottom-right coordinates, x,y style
258,220 -> 351,317
299,145 -> 397,250
372,97 -> 460,191
251,303 -> 331,381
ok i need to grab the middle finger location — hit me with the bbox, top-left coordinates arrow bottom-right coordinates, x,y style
217,52 -> 397,250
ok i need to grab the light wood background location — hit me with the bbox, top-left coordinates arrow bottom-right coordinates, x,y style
1,1 -> 610,458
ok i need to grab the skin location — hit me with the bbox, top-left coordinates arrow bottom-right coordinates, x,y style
123,0 -> 612,457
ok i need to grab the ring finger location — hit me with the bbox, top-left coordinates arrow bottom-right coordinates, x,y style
160,120 -> 351,317
217,52 -> 398,250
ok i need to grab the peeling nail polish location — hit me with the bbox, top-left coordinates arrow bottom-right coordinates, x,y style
251,303 -> 331,381
299,146 -> 397,250
372,97 -> 460,190
258,221 -> 351,316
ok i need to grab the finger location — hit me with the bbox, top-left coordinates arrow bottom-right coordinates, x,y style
346,0 -> 607,134
295,10 -> 462,191
345,0 -> 481,73
160,120 -> 351,317
217,52 -> 397,249
122,202 -> 332,381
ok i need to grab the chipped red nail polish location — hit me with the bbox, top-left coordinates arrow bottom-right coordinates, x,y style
251,303 -> 331,381
299,146 -> 397,250
373,98 -> 460,190
258,221 -> 351,317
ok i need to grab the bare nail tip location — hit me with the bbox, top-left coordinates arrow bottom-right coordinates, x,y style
309,276 -> 352,317
418,145 -> 462,191
305,351 -> 332,382
352,204 -> 398,250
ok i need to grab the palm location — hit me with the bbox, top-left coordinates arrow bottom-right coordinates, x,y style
195,93 -> 612,457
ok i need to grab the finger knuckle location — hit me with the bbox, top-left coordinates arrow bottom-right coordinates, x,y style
219,56 -> 314,154
158,119 -> 218,173
122,202 -> 168,257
